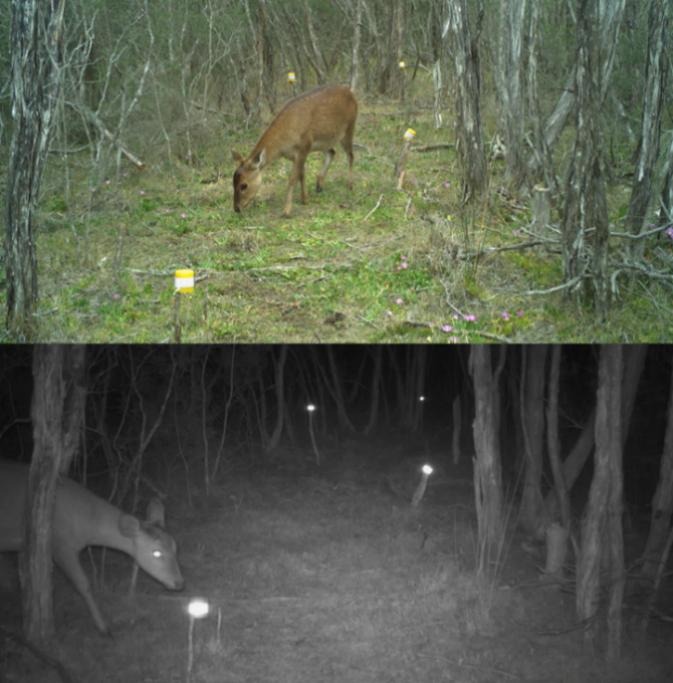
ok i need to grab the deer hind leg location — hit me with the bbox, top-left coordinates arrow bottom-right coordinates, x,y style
316,149 -> 335,193
341,134 -> 355,191
55,548 -> 110,635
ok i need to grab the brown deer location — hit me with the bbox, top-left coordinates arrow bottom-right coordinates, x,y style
0,461 -> 184,635
231,84 -> 358,217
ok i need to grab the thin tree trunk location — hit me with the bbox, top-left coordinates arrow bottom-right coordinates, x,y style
641,352 -> 673,579
547,345 -> 571,529
303,1 -> 328,84
527,0 -> 556,194
576,346 -> 623,658
363,346 -> 382,436
561,0 -> 609,318
444,0 -> 487,201
503,0 -> 528,189
411,346 -> 427,432
544,344 -> 646,518
244,0 -> 266,123
625,0 -> 670,259
5,0 -> 66,336
430,0 -> 445,128
528,1 -> 625,177
326,347 -> 356,433
657,128 -> 673,234
452,394 -> 462,464
349,0 -> 363,92
469,347 -> 504,575
520,345 -> 548,534
24,345 -> 87,645
390,0 -> 405,99
265,345 -> 287,453
605,348 -> 625,664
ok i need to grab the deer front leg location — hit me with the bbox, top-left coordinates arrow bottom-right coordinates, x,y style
316,149 -> 335,192
283,155 -> 308,217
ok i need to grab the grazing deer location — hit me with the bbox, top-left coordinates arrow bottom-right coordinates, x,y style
0,461 -> 184,635
231,83 -> 358,217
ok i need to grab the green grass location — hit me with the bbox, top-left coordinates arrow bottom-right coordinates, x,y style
2,82 -> 672,342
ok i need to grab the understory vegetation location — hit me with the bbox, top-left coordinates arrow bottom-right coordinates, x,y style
0,0 -> 670,341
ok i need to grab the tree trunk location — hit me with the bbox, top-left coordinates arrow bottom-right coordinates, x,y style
657,128 -> 673,235
349,0 -> 363,93
411,346 -> 427,432
264,345 -> 287,453
547,345 -> 571,530
243,0 -> 266,123
561,0 -> 610,318
444,0 -> 486,201
527,0 -> 556,194
520,345 -> 548,534
625,0 -> 670,259
24,345 -> 87,645
390,0 -> 405,99
641,351 -> 673,579
469,347 -> 504,575
502,0 -> 528,189
362,0 -> 384,95
528,1 -> 625,177
544,344 -> 646,520
576,346 -> 624,660
326,347 -> 356,433
5,0 -> 66,336
303,1 -> 328,84
452,394 -> 462,464
430,0 -> 445,128
363,346 -> 382,436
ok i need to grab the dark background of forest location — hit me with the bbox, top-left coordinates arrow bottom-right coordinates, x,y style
0,344 -> 669,513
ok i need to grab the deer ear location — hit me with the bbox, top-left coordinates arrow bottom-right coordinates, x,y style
231,149 -> 244,163
146,497 -> 166,528
254,148 -> 267,170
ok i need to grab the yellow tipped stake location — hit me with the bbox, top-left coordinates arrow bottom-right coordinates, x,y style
395,128 -> 416,190
174,269 -> 195,343
307,403 -> 321,466
187,598 -> 210,683
411,464 -> 433,507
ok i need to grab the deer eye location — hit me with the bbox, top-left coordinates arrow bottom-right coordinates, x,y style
240,183 -> 248,190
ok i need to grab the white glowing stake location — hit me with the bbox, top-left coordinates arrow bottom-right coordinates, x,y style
187,598 -> 210,682
411,464 -> 433,507
306,403 -> 321,466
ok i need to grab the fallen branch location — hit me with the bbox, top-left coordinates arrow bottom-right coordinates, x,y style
364,194 -> 384,221
81,106 -> 146,170
524,273 -> 585,296
412,143 -> 455,152
461,240 -> 551,260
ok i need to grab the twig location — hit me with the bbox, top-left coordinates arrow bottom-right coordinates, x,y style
81,106 -> 146,170
356,315 -> 379,329
461,240 -> 549,260
524,273 -> 585,296
610,224 -> 671,240
476,331 -> 513,343
363,194 -> 383,221
412,143 -> 455,152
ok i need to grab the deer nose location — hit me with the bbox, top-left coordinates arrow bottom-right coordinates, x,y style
235,206 -> 240,213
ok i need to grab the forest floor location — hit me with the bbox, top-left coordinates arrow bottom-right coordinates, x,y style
2,439 -> 671,683
1,86 -> 671,342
